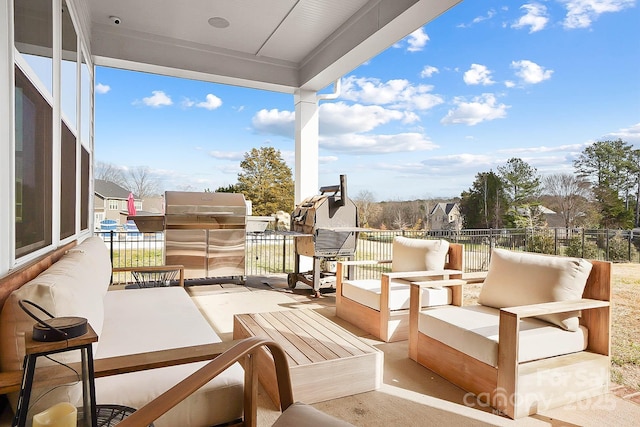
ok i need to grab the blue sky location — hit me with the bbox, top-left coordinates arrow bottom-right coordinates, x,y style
95,0 -> 640,202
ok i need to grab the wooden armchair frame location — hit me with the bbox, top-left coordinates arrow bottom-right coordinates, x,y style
408,259 -> 611,419
336,243 -> 463,342
1,338 -> 293,427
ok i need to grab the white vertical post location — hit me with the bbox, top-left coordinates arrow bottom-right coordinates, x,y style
51,0 -> 61,245
0,0 -> 14,274
294,89 -> 319,205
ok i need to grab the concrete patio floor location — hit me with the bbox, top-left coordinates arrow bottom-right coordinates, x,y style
186,274 -> 640,427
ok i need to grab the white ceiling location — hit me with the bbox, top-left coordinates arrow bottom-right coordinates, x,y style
87,0 -> 462,93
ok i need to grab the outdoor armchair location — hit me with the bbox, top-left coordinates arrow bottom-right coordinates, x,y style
335,236 -> 464,342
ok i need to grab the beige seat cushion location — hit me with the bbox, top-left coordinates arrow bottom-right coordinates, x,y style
418,305 -> 588,367
342,278 -> 451,311
273,402 -> 354,427
392,237 -> 450,282
479,248 -> 593,331
95,287 -> 244,427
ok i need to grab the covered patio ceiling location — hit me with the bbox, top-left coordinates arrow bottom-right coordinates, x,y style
87,0 -> 462,93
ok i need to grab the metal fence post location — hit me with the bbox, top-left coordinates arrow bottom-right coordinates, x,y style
282,235 -> 287,273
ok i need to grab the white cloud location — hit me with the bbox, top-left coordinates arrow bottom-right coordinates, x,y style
251,102 -> 418,139
196,94 -> 223,110
406,28 -> 430,52
420,65 -> 439,78
208,151 -> 244,160
141,90 -> 172,107
421,153 -> 496,170
441,93 -> 509,126
560,0 -> 635,29
319,102 -> 405,135
319,156 -> 339,164
498,143 -> 589,154
340,76 -> 443,111
95,83 -> 110,94
251,109 -> 295,138
504,80 -> 516,88
511,60 -> 553,84
604,122 -> 640,143
474,9 -> 497,24
463,64 -> 495,86
181,98 -> 195,108
321,133 -> 437,154
512,3 -> 549,33
457,9 -> 497,28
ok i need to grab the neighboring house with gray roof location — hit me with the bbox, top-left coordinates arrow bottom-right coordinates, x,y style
429,202 -> 462,231
94,180 -> 141,229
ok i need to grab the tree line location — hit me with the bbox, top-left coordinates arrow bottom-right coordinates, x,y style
97,140 -> 639,231
459,139 -> 639,230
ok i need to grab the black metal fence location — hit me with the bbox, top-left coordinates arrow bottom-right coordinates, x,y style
104,228 -> 640,284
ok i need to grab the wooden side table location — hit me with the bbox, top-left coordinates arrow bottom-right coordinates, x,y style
13,325 -> 99,427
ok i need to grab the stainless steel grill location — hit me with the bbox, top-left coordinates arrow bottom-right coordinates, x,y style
164,191 -> 246,281
130,191 -> 247,282
288,175 -> 359,296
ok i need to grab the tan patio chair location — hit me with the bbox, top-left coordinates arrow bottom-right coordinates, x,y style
116,336 -> 354,427
408,248 -> 612,418
336,236 -> 464,342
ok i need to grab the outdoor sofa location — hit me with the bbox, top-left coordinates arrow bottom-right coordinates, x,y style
0,236 -> 245,427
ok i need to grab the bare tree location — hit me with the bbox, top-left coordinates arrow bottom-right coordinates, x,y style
353,190 -> 379,227
126,166 -> 161,198
95,161 -> 127,187
543,173 -> 592,228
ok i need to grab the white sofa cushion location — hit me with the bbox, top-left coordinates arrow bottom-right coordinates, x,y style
341,278 -> 451,311
95,287 -> 244,427
392,237 -> 449,281
418,305 -> 588,367
0,237 -> 111,411
478,248 -> 593,331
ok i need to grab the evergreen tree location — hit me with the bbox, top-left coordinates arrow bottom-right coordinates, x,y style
497,158 -> 541,227
574,139 -> 635,228
235,147 -> 294,216
460,171 -> 507,229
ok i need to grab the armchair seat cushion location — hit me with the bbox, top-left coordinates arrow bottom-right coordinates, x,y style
273,402 -> 354,426
342,279 -> 451,311
418,305 -> 588,367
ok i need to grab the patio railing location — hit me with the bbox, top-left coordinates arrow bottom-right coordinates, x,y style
105,228 -> 640,285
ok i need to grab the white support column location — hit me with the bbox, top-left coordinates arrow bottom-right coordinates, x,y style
51,0 -> 61,245
0,0 -> 13,274
294,88 -> 319,205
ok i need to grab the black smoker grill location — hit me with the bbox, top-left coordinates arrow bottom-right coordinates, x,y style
288,175 -> 359,296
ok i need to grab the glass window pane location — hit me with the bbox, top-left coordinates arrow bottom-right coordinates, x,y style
61,1 -> 78,130
81,52 -> 92,146
81,146 -> 89,230
60,123 -> 76,239
15,66 -> 53,256
14,0 -> 53,95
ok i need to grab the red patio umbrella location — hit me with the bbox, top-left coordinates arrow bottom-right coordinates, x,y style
127,192 -> 137,216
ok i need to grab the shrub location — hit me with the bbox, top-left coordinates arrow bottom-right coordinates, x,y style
525,233 -> 555,254
565,236 -> 599,259
606,234 -> 638,262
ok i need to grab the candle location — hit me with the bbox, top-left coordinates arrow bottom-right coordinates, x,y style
32,402 -> 77,427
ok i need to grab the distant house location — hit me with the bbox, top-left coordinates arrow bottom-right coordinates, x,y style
94,180 -> 141,229
429,202 -> 462,231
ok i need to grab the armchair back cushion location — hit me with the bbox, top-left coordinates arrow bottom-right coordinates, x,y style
392,237 -> 449,273
478,248 -> 593,331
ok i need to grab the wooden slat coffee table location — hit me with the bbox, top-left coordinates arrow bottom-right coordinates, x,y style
233,309 -> 383,406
